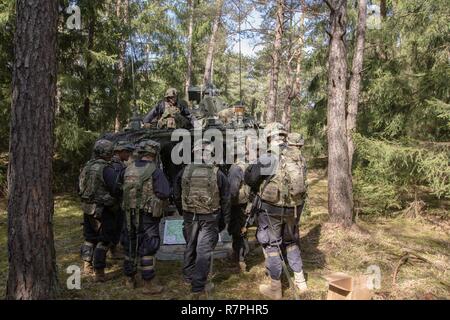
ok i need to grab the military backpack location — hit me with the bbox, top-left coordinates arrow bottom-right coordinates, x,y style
122,161 -> 165,218
260,148 -> 307,208
79,159 -> 116,216
233,161 -> 251,205
181,164 -> 221,214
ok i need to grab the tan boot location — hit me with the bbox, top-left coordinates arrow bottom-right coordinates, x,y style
142,277 -> 164,295
259,279 -> 282,300
94,269 -> 106,283
82,261 -> 94,276
190,290 -> 208,300
239,261 -> 247,273
125,275 -> 136,289
294,271 -> 308,293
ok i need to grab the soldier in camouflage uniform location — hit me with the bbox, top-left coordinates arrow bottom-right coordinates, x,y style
79,139 -> 121,282
121,140 -> 170,294
245,123 -> 308,299
227,143 -> 251,272
287,132 -> 304,150
109,141 -> 135,260
142,87 -> 196,129
173,139 -> 231,299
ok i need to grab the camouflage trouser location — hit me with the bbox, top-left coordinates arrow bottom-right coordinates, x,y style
256,211 -> 303,280
80,209 -> 117,270
182,212 -> 219,293
121,212 -> 161,280
229,204 -> 249,263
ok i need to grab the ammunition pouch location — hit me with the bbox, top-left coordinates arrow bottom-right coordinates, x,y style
93,205 -> 104,219
151,198 -> 167,218
260,201 -> 303,216
81,202 -> 96,216
99,194 -> 117,207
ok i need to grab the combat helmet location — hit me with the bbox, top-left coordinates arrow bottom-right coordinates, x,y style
165,87 -> 178,98
136,140 -> 160,156
114,141 -> 135,152
192,138 -> 214,153
287,132 -> 304,147
265,122 -> 288,138
93,139 -> 114,158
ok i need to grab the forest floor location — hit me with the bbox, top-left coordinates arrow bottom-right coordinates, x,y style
0,169 -> 448,300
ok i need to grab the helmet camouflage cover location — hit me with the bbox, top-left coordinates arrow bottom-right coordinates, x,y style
192,139 -> 214,153
114,141 -> 135,152
287,132 -> 304,147
165,87 -> 178,98
136,139 -> 160,155
93,139 -> 114,157
265,122 -> 288,138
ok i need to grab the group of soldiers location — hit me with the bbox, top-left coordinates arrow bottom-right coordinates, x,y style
78,88 -> 308,300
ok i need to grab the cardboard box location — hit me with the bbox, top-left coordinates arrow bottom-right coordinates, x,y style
325,272 -> 373,300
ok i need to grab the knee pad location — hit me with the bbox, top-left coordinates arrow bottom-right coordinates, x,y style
264,246 -> 282,280
140,255 -> 155,280
139,234 -> 160,256
80,241 -> 95,262
93,242 -> 109,269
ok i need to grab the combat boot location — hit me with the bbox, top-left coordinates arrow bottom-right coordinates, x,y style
259,278 -> 282,300
190,290 -> 208,300
82,261 -> 94,276
238,261 -> 247,273
94,268 -> 106,283
142,277 -> 164,295
125,275 -> 136,289
293,271 -> 308,293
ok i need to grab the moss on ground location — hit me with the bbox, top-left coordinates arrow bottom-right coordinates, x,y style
0,170 -> 448,299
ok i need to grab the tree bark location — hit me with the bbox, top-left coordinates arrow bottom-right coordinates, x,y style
380,0 -> 387,19
83,11 -> 95,127
266,0 -> 284,124
7,0 -> 58,299
185,0 -> 194,99
203,0 -> 224,86
282,4 -> 304,131
115,0 -> 129,132
346,0 -> 367,172
325,0 -> 353,228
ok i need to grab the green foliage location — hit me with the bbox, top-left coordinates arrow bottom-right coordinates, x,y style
353,134 -> 450,215
54,120 -> 99,191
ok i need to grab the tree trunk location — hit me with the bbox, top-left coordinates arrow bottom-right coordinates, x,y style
380,0 -> 387,19
83,11 -> 95,127
325,0 -> 353,228
7,0 -> 58,299
346,0 -> 367,172
185,0 -> 194,98
203,0 -> 224,86
115,0 -> 129,132
282,4 -> 304,131
266,0 -> 284,124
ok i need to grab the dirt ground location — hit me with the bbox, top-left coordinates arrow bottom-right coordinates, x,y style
0,169 -> 448,300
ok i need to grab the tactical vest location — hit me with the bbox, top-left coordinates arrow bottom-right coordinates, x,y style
122,161 -> 157,214
260,148 -> 307,208
233,161 -> 251,205
158,102 -> 181,129
111,156 -> 125,172
79,159 -> 116,215
181,164 -> 221,214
